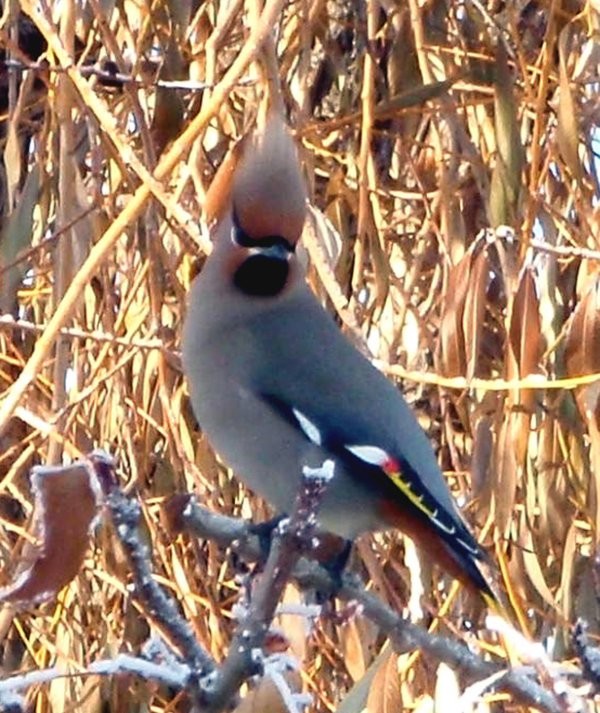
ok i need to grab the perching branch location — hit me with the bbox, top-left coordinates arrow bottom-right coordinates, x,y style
93,454 -> 334,711
0,453 -> 583,712
172,496 -> 580,713
197,460 -> 334,711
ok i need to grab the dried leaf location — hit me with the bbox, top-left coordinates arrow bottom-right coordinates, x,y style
438,252 -> 472,377
519,514 -> 556,609
438,240 -> 491,381
489,43 -> 524,227
557,522 -> 578,625
0,461 -> 101,606
166,0 -> 192,32
0,163 -> 40,310
233,670 -> 302,713
203,134 -> 248,227
378,78 -> 456,117
3,122 -> 22,210
151,42 -> 186,154
366,650 -> 402,713
565,274 -> 600,376
565,275 -> 600,423
557,23 -> 582,180
492,415 -> 518,537
337,648 -> 390,713
506,266 -> 543,465
471,415 -> 493,495
462,248 -> 489,380
509,267 -> 542,380
341,617 -> 368,682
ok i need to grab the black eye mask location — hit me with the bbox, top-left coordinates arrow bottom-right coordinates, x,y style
231,212 -> 295,254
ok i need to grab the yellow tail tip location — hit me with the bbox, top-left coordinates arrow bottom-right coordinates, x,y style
481,589 -> 510,619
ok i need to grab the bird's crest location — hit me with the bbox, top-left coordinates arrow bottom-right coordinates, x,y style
231,116 -> 307,245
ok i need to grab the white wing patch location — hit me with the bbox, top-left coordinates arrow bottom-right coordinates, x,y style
292,408 -> 323,446
345,444 -> 390,467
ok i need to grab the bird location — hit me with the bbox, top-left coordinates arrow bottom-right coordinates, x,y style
182,115 -> 497,605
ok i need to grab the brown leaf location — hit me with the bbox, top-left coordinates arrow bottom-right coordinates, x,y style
341,616 -> 369,682
438,240 -> 490,379
565,274 -> 600,376
557,23 -> 582,180
519,512 -> 556,609
378,78 -> 457,117
509,267 -> 542,382
489,43 -> 524,227
492,415 -> 518,537
565,274 -> 600,424
574,559 -> 600,634
587,419 -> 600,541
0,163 -> 41,311
233,670 -> 302,713
152,83 -> 185,156
536,412 -> 571,551
438,252 -> 472,377
366,650 -> 402,713
0,461 -> 101,606
557,522 -> 578,625
471,415 -> 493,496
462,248 -> 489,380
506,266 -> 543,465
162,493 -> 193,536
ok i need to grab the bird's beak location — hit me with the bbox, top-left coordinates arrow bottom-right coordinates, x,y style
248,242 -> 294,262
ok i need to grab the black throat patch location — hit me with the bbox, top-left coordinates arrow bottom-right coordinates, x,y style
231,214 -> 294,297
233,254 -> 290,297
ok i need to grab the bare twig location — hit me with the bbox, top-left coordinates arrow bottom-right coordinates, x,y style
105,487 -> 215,676
529,238 -> 600,262
572,620 -> 600,693
0,315 -> 172,352
199,461 -> 333,711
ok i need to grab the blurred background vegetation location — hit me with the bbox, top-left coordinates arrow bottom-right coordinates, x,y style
0,0 -> 598,710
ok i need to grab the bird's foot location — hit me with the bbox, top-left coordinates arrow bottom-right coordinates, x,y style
248,515 -> 286,563
247,521 -> 352,602
310,536 -> 352,602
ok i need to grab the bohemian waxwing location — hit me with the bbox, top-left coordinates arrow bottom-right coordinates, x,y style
182,117 -> 496,603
